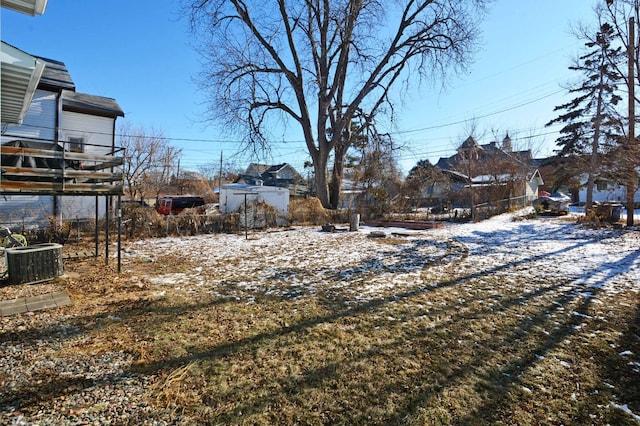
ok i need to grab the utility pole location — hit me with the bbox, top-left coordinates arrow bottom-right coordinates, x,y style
627,17 -> 636,227
176,159 -> 181,194
218,151 -> 223,199
166,147 -> 172,185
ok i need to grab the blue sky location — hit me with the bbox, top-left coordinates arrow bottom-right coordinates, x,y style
1,0 -> 600,174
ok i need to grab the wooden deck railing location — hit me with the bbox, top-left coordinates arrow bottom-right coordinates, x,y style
0,145 -> 124,195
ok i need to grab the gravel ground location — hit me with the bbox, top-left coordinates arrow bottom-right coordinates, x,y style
0,311 -> 175,425
0,253 -> 181,425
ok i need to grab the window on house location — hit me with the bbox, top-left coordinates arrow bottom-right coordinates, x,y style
67,136 -> 85,153
596,181 -> 608,191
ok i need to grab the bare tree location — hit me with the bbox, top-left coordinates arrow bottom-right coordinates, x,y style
345,127 -> 402,218
185,0 -> 490,209
198,161 -> 243,186
404,158 -> 451,209
118,122 -> 181,202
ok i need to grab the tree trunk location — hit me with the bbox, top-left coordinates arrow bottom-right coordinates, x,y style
312,147 -> 331,209
329,167 -> 342,210
315,166 -> 331,209
586,171 -> 595,211
586,77 -> 604,211
329,145 -> 348,209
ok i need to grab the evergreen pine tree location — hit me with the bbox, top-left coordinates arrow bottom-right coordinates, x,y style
546,22 -> 624,209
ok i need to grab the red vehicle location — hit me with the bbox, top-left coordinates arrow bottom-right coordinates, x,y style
155,196 -> 205,215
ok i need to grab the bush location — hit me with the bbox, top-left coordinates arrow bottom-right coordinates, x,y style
236,200 -> 283,229
288,197 -> 330,224
122,203 -> 165,238
45,215 -> 71,244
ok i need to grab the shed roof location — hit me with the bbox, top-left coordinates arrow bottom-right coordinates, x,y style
222,183 -> 289,193
62,90 -> 124,118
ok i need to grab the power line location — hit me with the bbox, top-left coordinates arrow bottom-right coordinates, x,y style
11,82 -> 568,145
394,89 -> 566,135
5,83 -> 575,172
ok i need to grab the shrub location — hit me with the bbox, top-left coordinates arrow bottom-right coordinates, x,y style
122,203 -> 164,238
45,215 -> 71,244
288,197 -> 330,225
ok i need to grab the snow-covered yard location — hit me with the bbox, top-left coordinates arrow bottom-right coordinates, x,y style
123,209 -> 640,305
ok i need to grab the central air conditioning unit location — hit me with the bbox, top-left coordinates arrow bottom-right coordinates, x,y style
5,243 -> 64,285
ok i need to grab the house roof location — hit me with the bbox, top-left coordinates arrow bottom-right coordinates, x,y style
1,0 -> 47,16
265,163 -> 288,174
62,90 -> 124,118
435,154 -> 457,170
0,41 -> 45,124
246,163 -> 272,175
442,169 -> 470,182
35,56 -> 75,91
436,140 -> 535,172
245,162 -> 304,182
460,136 -> 481,150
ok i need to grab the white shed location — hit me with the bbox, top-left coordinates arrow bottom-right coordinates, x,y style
220,183 -> 290,225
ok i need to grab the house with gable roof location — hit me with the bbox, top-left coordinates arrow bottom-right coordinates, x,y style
1,50 -> 124,227
535,154 -> 640,206
236,163 -> 308,196
430,134 -> 543,207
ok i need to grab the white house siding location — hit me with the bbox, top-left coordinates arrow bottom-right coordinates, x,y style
579,184 -> 640,204
1,89 -> 57,142
0,195 -> 53,228
59,111 -> 115,220
1,90 -> 58,228
525,180 -> 539,201
276,166 -> 296,180
60,111 -> 113,154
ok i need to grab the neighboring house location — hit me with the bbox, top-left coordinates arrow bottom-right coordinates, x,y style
575,175 -> 640,205
434,135 -> 542,205
536,155 -> 640,205
471,170 -> 544,201
418,169 -> 469,202
436,135 -> 535,175
237,163 -> 308,196
1,53 -> 124,227
337,179 -> 363,210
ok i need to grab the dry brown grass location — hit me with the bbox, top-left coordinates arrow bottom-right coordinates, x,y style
288,197 -> 331,225
1,228 -> 639,425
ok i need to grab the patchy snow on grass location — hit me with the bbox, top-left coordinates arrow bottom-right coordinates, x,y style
610,402 -> 640,422
122,210 -> 640,305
